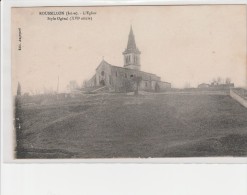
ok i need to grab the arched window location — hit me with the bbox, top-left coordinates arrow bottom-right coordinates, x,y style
101,71 -> 104,76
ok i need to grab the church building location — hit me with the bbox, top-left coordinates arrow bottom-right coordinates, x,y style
85,26 -> 171,92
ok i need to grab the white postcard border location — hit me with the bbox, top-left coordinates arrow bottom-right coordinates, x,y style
1,0 -> 247,163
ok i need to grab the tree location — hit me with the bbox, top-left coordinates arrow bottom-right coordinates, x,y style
15,83 -> 23,157
217,77 -> 222,85
68,80 -> 79,92
184,82 -> 191,89
82,80 -> 88,88
225,77 -> 231,84
211,78 -> 217,86
132,75 -> 142,95
17,82 -> 21,96
122,78 -> 133,93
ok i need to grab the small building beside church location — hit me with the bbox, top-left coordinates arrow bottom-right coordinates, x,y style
85,26 -> 171,92
198,83 -> 210,88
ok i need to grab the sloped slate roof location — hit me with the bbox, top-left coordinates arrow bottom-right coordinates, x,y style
96,60 -> 160,81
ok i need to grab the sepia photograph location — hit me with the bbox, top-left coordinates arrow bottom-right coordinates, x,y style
11,5 -> 247,159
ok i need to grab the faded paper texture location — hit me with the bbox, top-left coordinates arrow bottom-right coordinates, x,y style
12,5 -> 247,159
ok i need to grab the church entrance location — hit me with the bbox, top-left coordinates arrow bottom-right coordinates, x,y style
100,79 -> 105,86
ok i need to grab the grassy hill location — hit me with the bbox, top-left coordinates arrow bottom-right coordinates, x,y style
15,93 -> 247,158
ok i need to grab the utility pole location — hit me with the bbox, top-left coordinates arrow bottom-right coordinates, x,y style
57,76 -> 59,94
57,64 -> 61,94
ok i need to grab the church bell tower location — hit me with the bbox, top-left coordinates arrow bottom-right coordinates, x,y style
123,26 -> 141,70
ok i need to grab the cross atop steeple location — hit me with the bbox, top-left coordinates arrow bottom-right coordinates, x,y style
123,26 -> 141,70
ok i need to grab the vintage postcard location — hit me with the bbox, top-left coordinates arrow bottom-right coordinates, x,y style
10,5 -> 247,160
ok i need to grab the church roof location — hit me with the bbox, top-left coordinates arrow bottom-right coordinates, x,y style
123,26 -> 141,54
95,59 -> 113,70
96,59 -> 160,79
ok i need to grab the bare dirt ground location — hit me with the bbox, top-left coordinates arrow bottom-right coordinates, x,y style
15,93 -> 247,158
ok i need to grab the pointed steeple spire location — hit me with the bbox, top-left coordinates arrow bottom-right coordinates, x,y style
123,26 -> 140,54
127,25 -> 137,50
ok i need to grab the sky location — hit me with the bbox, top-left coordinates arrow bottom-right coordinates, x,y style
12,5 -> 246,93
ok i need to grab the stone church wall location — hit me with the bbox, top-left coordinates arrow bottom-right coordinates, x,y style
95,63 -> 112,87
85,61 -> 171,92
158,81 -> 172,91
